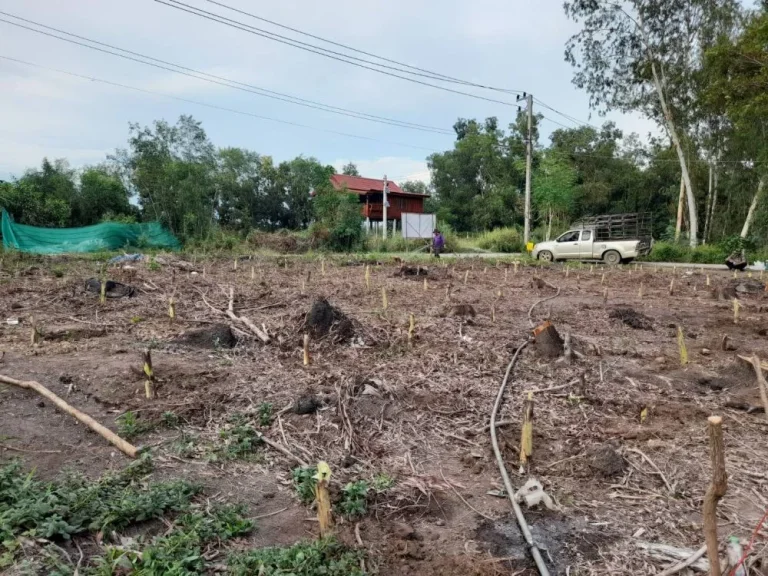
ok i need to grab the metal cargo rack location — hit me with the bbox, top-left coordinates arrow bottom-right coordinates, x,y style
572,213 -> 652,241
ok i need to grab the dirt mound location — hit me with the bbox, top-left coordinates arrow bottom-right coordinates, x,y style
304,298 -> 356,342
174,324 -> 237,349
248,230 -> 310,253
721,278 -> 765,300
609,306 -> 653,330
84,278 -> 135,298
587,443 -> 626,477
396,265 -> 428,277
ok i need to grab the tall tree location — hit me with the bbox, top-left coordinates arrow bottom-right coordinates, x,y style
564,0 -> 739,247
117,116 -> 217,240
341,162 -> 360,176
1,159 -> 76,227
75,166 -> 134,225
533,152 -> 576,240
428,116 -> 531,232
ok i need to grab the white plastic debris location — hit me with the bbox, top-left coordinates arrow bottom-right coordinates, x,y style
514,478 -> 555,510
5,318 -> 19,325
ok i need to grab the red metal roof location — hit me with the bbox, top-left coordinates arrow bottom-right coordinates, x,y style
329,174 -> 428,197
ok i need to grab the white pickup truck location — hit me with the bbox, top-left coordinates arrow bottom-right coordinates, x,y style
531,228 -> 651,265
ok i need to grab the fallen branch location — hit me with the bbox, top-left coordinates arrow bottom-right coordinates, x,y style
227,287 -> 270,343
737,354 -> 768,371
656,545 -> 708,576
0,374 -> 139,458
636,542 -> 709,573
749,355 -> 768,422
255,431 -> 307,467
489,339 -> 551,576
625,447 -> 674,493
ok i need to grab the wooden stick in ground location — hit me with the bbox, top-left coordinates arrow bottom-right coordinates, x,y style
749,355 -> 768,422
0,374 -> 139,458
703,415 -> 727,576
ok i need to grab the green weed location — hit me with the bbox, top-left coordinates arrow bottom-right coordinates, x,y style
291,467 -> 317,504
228,537 -> 365,576
161,411 -> 181,428
91,505 -> 253,575
338,480 -> 369,518
0,456 -> 198,547
216,414 -> 262,460
258,402 -> 273,427
116,411 -> 154,440
372,473 -> 396,493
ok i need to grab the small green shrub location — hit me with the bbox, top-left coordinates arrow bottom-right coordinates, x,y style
228,537 -> 366,576
161,411 -> 181,428
690,244 -> 727,263
116,411 -> 154,439
643,241 -> 687,262
476,227 -> 524,253
258,402 -> 273,427
292,466 -> 317,504
338,480 -> 369,518
218,415 -> 262,460
372,473 -> 395,492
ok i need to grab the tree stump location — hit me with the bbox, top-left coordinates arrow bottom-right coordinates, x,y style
532,321 -> 564,358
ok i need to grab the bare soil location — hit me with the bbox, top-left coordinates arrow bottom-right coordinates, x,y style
1,257 -> 768,575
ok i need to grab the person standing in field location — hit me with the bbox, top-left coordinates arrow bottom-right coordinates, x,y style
432,229 -> 445,257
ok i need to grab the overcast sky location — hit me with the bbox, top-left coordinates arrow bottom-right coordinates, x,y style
0,0 -> 658,183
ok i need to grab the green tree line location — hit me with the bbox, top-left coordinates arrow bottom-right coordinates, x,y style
2,2 -> 767,250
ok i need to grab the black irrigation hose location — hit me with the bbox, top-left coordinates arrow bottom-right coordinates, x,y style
489,339 -> 551,576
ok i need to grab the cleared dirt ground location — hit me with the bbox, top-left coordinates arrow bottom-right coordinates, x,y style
1,254 -> 767,575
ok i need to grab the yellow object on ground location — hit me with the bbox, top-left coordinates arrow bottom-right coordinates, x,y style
314,461 -> 333,536
526,242 -> 535,253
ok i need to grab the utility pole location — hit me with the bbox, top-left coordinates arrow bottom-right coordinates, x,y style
382,174 -> 388,240
516,93 -> 533,246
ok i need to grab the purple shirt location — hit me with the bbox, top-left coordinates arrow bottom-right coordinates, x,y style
433,233 -> 445,249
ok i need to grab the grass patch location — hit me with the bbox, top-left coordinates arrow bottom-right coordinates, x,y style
116,411 -> 155,440
215,414 -> 263,461
92,505 -> 253,575
228,537 -> 366,576
258,402 -> 273,427
292,466 -> 317,504
338,481 -> 369,519
475,227 -> 524,253
0,456 -> 199,568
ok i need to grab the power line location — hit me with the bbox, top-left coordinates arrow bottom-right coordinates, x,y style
0,11 -> 453,135
154,0 -> 519,107
535,97 -> 599,129
199,0 -> 524,95
0,54 -> 442,153
540,115 -> 573,130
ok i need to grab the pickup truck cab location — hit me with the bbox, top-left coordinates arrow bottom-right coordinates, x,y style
531,228 -> 651,265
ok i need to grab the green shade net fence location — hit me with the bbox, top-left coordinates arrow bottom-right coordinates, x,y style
1,209 -> 181,254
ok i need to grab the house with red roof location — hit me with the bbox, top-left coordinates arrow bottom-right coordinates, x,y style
328,174 -> 429,224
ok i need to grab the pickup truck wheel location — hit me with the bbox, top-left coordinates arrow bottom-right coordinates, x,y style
603,250 -> 621,266
537,250 -> 553,262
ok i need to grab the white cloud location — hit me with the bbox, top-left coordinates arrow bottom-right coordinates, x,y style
0,139 -> 108,177
333,157 -> 430,184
